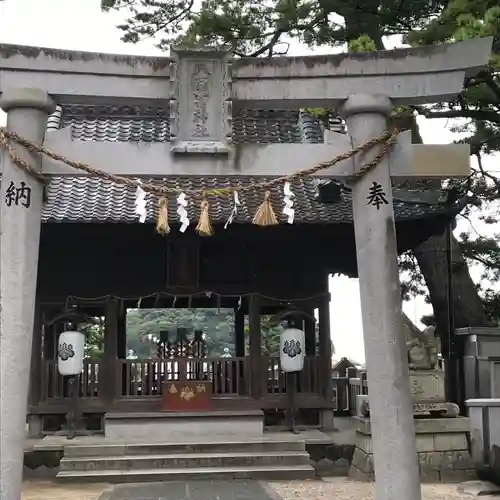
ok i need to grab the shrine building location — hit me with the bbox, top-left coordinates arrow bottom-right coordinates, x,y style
0,43 -> 469,437
30,107 -> 462,436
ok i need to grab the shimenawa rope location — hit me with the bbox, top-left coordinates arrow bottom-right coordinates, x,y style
0,126 -> 398,229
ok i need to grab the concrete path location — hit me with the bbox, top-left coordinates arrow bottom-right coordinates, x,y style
98,480 -> 279,500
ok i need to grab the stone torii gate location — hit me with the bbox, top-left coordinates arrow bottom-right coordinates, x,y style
0,38 -> 493,500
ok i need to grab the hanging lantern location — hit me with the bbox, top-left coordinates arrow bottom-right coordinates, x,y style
280,328 -> 305,373
57,330 -> 85,376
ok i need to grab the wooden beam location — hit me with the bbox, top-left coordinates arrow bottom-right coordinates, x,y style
41,129 -> 470,179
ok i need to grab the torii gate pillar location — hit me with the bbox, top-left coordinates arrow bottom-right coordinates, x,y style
0,88 -> 55,500
342,94 -> 421,500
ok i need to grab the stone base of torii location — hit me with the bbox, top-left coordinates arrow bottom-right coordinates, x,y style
0,38 -> 494,500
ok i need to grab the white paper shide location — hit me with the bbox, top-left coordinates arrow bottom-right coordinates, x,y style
280,327 -> 305,372
57,331 -> 85,376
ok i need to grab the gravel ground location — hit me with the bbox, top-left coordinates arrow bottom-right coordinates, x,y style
271,479 -> 473,500
22,481 -> 111,500
22,479 -> 472,500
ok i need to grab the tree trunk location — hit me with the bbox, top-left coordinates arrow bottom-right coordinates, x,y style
414,233 -> 489,333
390,112 -> 489,332
339,1 -> 385,50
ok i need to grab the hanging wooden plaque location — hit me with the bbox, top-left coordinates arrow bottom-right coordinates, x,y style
160,381 -> 213,412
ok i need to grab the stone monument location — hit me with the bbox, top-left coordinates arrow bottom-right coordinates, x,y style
350,314 -> 474,482
406,319 -> 458,417
0,38 -> 493,500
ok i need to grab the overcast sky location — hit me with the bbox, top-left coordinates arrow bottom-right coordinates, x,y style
0,0 -> 496,363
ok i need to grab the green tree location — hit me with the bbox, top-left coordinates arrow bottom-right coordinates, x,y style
126,308 -> 237,357
400,3 -> 500,330
103,0 -> 500,332
81,320 -> 105,360
102,0 -> 444,54
82,308 -> 292,359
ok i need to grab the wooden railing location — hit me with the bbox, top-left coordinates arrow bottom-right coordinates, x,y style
118,357 -> 249,397
40,357 -> 367,415
41,359 -> 100,400
264,356 -> 321,395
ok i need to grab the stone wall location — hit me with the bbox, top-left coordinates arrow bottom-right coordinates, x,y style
306,443 -> 354,477
349,417 -> 477,482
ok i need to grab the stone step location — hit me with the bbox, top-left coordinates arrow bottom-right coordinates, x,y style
57,464 -> 316,482
62,440 -> 305,458
60,451 -> 310,472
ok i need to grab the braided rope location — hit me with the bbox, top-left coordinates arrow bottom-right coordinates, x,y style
0,126 -> 398,198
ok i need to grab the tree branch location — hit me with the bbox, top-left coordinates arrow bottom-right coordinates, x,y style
475,151 -> 500,188
474,71 -> 500,103
465,253 -> 500,270
414,108 -> 500,124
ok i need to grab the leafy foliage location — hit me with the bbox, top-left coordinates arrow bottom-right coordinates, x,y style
81,321 -> 105,360
104,308 -> 285,359
102,0 -> 445,55
82,308 -> 314,360
403,2 -> 500,323
103,0 -> 500,326
125,308 -> 237,358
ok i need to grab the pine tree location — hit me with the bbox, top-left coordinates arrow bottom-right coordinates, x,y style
103,0 -> 500,332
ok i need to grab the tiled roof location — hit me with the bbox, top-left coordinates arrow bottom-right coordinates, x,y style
56,105 -> 333,144
36,105 -> 452,225
41,176 -> 457,224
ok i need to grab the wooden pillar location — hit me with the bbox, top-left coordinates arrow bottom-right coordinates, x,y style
117,302 -> 127,399
318,281 -> 333,400
117,302 -> 127,359
248,295 -> 262,400
304,309 -> 316,355
318,282 -> 334,430
235,308 -> 245,357
103,298 -> 119,404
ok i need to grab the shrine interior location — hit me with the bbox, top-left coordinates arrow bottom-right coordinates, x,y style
31,213 -> 458,434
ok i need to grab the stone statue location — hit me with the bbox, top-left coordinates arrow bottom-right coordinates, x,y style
402,313 -> 440,370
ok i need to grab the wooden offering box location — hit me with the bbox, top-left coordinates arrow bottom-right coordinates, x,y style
161,381 -> 213,412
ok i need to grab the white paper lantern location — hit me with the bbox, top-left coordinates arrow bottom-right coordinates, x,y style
280,328 -> 305,372
57,331 -> 85,376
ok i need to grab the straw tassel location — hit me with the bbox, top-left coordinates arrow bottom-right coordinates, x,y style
156,197 -> 171,235
196,199 -> 214,236
252,190 -> 278,227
